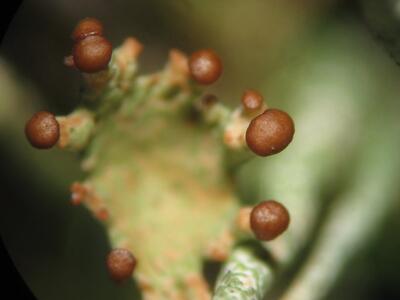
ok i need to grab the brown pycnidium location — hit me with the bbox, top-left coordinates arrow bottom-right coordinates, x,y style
25,111 -> 60,149
246,109 -> 294,156
250,200 -> 290,241
189,49 -> 222,85
73,35 -> 112,73
106,248 -> 137,283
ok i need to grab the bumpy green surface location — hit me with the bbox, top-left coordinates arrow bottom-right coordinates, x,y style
58,41 -> 255,299
213,246 -> 273,300
87,98 -> 238,298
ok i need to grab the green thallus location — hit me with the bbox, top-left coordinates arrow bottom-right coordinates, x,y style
24,17 -> 295,300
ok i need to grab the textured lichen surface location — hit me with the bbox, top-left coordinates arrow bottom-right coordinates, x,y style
213,246 -> 273,300
54,38 -> 270,300
85,100 -> 238,298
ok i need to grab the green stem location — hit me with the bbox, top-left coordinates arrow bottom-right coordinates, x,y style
213,246 -> 274,300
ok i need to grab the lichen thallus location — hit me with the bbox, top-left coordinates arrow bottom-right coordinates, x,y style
25,17 -> 295,299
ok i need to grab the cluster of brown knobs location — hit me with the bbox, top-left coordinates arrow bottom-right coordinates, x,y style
25,18 -> 294,283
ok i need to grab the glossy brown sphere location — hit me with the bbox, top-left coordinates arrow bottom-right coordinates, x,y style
25,111 -> 60,149
189,49 -> 222,85
106,248 -> 137,282
250,200 -> 290,241
71,17 -> 104,41
73,35 -> 112,73
241,90 -> 264,114
246,109 -> 294,156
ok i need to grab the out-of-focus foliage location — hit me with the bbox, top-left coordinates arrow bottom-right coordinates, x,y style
360,0 -> 400,64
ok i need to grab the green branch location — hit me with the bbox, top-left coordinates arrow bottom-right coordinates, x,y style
213,246 -> 274,300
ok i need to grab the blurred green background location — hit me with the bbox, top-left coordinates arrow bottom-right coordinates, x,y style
1,1 -> 399,299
